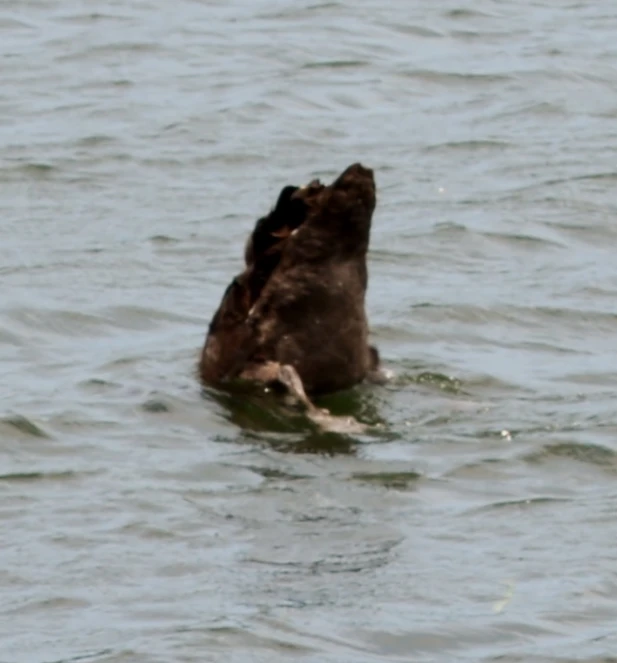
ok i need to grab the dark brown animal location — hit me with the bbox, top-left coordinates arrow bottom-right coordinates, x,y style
199,162 -> 381,408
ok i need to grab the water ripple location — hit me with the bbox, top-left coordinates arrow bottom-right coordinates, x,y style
4,0 -> 617,661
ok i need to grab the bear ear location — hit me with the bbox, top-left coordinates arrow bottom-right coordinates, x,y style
274,185 -> 300,211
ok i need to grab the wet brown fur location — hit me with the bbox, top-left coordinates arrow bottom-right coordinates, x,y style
199,163 -> 381,396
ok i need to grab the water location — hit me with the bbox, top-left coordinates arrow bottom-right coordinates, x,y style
3,1 -> 617,660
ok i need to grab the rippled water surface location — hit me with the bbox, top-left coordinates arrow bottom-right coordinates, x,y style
4,1 -> 617,661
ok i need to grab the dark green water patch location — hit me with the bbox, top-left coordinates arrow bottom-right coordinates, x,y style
351,470 -> 423,491
524,441 -> 617,469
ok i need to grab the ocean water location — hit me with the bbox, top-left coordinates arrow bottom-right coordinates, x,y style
3,1 -> 617,661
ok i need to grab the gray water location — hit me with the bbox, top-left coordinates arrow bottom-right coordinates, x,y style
3,1 -> 617,661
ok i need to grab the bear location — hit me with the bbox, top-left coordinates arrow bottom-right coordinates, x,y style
199,162 -> 382,413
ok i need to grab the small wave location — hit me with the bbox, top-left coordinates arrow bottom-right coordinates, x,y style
246,536 -> 401,575
546,170 -> 617,187
469,496 -> 572,514
0,18 -> 35,29
5,306 -> 204,338
149,234 -> 180,244
102,305 -> 205,328
492,100 -> 566,118
445,8 -> 493,19
6,308 -> 113,337
1,415 -> 51,439
0,470 -> 83,483
257,2 -> 341,20
497,171 -> 617,200
388,23 -> 443,38
8,595 -> 92,616
432,220 -> 467,234
181,623 -> 318,656
524,441 -> 617,468
75,134 -> 116,148
424,139 -> 511,153
54,12 -> 135,25
409,302 -> 617,337
479,230 -> 565,250
9,162 -> 55,179
351,470 -> 423,490
560,371 -> 617,387
55,40 -> 161,63
398,68 -> 511,86
141,399 -> 171,413
78,378 -> 121,390
247,466 -> 311,481
301,59 -> 369,70
0,326 -> 23,346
